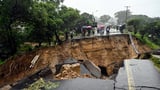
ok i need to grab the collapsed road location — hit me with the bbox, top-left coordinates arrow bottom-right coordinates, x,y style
0,34 -> 155,89
43,59 -> 160,90
8,59 -> 160,90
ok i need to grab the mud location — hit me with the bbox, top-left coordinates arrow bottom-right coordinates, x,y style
0,34 -> 151,88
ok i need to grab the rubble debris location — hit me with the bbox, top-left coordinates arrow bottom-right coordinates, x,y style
30,55 -> 40,68
0,85 -> 11,90
55,63 -> 81,80
55,59 -> 103,80
55,58 -> 78,74
11,67 -> 53,90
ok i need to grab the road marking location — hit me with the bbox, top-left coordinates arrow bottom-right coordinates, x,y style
126,60 -> 135,90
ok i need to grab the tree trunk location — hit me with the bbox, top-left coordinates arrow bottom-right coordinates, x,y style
47,36 -> 51,46
65,31 -> 68,41
134,26 -> 137,34
55,31 -> 62,45
38,42 -> 42,47
5,23 -> 17,55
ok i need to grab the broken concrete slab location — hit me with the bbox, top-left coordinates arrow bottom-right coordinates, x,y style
83,60 -> 101,78
80,64 -> 91,75
63,58 -> 78,64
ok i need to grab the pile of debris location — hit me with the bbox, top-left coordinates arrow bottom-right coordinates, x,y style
2,58 -> 106,89
55,63 -> 81,79
54,59 -> 102,80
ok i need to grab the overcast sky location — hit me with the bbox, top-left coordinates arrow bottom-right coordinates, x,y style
63,0 -> 160,18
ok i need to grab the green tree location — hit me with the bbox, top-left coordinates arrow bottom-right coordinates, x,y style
129,15 -> 150,22
29,1 -> 64,46
0,0 -> 32,57
81,12 -> 94,26
127,19 -> 142,34
29,2 -> 49,46
145,20 -> 160,43
99,15 -> 111,23
59,5 -> 80,40
114,10 -> 131,25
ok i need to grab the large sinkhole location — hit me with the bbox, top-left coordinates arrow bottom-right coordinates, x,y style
54,58 -> 124,80
98,65 -> 108,76
10,60 -> 125,90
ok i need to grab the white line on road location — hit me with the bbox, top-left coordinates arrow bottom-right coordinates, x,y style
125,60 -> 135,90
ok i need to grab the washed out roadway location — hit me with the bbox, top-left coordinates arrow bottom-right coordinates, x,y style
53,59 -> 160,90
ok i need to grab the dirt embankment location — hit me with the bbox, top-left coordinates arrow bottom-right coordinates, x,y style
0,34 -> 151,87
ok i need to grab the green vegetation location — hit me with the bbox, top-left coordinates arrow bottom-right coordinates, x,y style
127,15 -> 160,49
23,78 -> 60,90
100,15 -> 111,24
127,15 -> 160,70
0,0 -> 160,62
151,56 -> 160,71
17,44 -> 33,54
0,0 -> 96,61
115,10 -> 131,25
133,33 -> 159,49
0,59 -> 5,65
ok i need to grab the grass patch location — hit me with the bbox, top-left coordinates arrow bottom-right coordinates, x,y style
17,44 -> 33,54
23,78 -> 60,90
151,56 -> 160,71
0,59 -> 5,65
132,33 -> 159,49
143,37 -> 159,49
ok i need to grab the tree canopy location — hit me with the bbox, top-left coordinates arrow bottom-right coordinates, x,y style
99,15 -> 111,23
127,16 -> 160,45
114,10 -> 131,25
0,0 -> 82,60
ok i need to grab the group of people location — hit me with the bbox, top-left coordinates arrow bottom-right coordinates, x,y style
66,24 -> 126,41
97,25 -> 111,35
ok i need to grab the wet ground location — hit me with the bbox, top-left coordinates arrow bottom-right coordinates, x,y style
53,78 -> 114,90
116,59 -> 160,90
53,59 -> 160,90
0,30 -> 153,89
10,59 -> 160,90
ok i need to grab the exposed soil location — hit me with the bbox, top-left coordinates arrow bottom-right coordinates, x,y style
0,34 -> 151,88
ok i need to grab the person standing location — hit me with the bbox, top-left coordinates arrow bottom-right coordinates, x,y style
70,30 -> 74,40
106,26 -> 110,34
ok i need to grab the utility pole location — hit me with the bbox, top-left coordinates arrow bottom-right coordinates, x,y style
125,6 -> 130,24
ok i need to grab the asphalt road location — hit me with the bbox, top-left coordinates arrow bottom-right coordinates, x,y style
54,78 -> 114,90
53,59 -> 160,90
94,28 -> 121,36
116,59 -> 160,90
73,28 -> 121,40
